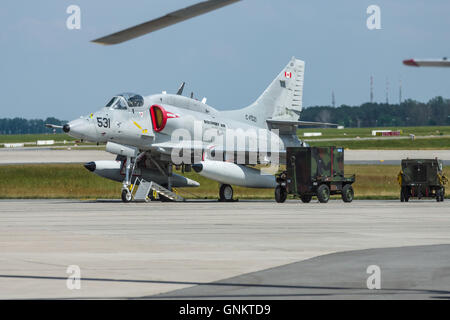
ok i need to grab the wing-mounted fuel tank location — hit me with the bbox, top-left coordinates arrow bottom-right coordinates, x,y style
84,159 -> 199,188
192,160 -> 276,188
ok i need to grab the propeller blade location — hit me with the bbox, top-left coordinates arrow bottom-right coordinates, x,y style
91,0 -> 241,45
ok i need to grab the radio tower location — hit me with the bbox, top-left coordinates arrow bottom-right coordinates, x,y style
399,79 -> 402,104
332,90 -> 336,107
370,76 -> 374,103
385,77 -> 389,104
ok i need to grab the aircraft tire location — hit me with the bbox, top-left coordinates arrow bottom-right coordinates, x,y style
121,189 -> 132,203
220,184 -> 234,202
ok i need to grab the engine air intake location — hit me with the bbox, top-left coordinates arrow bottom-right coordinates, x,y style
150,104 -> 167,132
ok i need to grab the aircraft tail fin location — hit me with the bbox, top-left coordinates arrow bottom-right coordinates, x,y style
222,57 -> 305,128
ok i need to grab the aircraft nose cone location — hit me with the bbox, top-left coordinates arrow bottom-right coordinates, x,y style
84,162 -> 96,172
63,124 -> 70,133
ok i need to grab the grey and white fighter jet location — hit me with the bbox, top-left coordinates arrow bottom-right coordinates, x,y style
49,57 -> 333,202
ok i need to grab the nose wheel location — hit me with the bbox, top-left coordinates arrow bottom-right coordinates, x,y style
121,189 -> 132,203
219,184 -> 234,202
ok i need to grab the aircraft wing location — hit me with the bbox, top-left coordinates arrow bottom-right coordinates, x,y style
92,0 -> 241,45
148,140 -> 285,165
266,119 -> 338,134
267,119 -> 338,127
403,58 -> 450,67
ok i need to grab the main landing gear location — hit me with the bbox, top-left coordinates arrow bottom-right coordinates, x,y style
219,184 -> 234,202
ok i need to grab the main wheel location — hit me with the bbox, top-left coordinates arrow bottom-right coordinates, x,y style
342,184 -> 354,203
275,185 -> 287,203
219,184 -> 234,202
121,189 -> 132,203
317,184 -> 330,203
300,195 -> 312,203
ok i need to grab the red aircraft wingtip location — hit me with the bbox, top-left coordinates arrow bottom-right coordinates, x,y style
403,59 -> 419,67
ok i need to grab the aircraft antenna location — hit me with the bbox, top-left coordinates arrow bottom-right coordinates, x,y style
177,82 -> 186,95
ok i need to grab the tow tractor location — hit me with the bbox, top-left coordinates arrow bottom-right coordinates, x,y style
275,146 -> 355,203
398,158 -> 447,202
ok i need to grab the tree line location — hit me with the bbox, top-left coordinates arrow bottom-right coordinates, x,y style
301,96 -> 450,127
0,117 -> 67,135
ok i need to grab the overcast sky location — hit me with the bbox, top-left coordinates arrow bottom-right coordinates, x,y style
1,0 -> 449,120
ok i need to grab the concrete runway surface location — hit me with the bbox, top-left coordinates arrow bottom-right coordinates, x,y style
1,148 -> 450,164
154,244 -> 450,299
0,199 -> 449,299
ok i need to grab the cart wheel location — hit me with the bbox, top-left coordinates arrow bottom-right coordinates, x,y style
275,185 -> 287,203
342,184 -> 354,203
317,184 -> 330,203
300,195 -> 312,203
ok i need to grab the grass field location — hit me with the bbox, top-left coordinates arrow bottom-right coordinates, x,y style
1,164 -> 448,200
308,137 -> 450,150
299,126 -> 450,149
297,126 -> 450,139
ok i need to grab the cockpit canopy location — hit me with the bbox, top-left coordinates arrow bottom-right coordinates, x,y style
105,93 -> 144,110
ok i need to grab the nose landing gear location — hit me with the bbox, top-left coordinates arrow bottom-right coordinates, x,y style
121,189 -> 132,203
121,155 -> 135,203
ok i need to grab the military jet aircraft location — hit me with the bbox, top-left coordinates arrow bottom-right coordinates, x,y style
403,57 -> 450,67
47,57 -> 335,202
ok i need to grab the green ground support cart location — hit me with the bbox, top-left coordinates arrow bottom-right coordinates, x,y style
275,146 -> 355,203
398,158 -> 447,202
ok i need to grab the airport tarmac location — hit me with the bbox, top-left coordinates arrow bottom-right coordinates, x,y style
0,199 -> 449,299
1,148 -> 450,165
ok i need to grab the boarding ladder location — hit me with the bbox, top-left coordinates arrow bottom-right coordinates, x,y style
132,178 -> 184,202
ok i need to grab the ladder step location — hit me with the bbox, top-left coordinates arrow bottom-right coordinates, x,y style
133,179 -> 184,202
